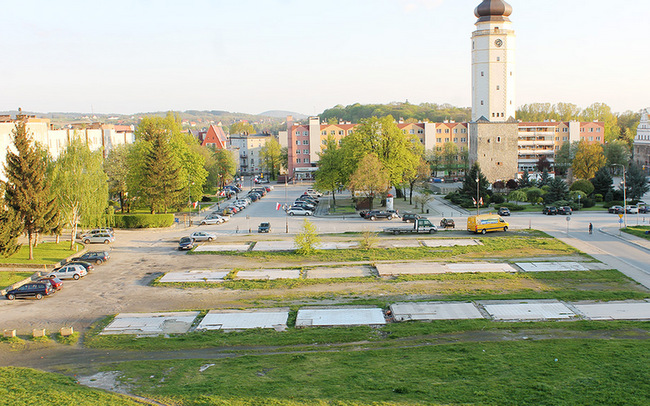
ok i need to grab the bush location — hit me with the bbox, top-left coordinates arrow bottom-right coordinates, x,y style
604,201 -> 623,208
570,179 -> 595,195
491,194 -> 506,204
594,194 -> 603,202
113,213 -> 175,228
582,198 -> 595,208
497,202 -> 525,211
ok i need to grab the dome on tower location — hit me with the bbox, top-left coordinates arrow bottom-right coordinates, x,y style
474,0 -> 512,22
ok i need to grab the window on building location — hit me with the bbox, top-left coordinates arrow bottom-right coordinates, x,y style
481,71 -> 484,77
563,136 -> 568,141
419,138 -> 424,143
436,129 -> 441,133
461,138 -> 466,142
321,130 -> 326,135
304,149 -> 309,154
496,85 -> 500,90
589,128 -> 593,132
445,138 -> 450,142
492,113 -> 495,117
453,138 -> 458,142
322,140 -> 326,145
303,140 -> 309,145
496,57 -> 500,62
596,127 -> 601,132
347,130 -> 353,135
409,129 -> 414,134
453,128 -> 458,134
330,130 -> 335,135
481,100 -> 484,105
596,136 -> 601,141
338,130 -> 343,135
303,131 -> 308,136
296,158 -> 300,163
417,129 -> 423,134
588,136 -> 593,141
445,129 -> 449,133
304,157 -> 309,163
436,138 -> 442,143
461,128 -> 466,133
563,128 -> 568,132
339,139 -> 344,145
295,140 -> 300,145
497,136 -> 501,143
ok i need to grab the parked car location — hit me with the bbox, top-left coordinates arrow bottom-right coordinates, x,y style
608,205 -> 624,214
542,206 -> 558,215
178,236 -> 195,250
48,264 -> 87,280
71,251 -> 110,264
364,210 -> 394,221
497,207 -> 511,216
387,210 -> 400,219
59,260 -> 94,272
200,216 -> 224,225
292,201 -> 315,210
5,281 -> 55,300
557,206 -> 572,215
258,222 -> 271,233
287,207 -> 313,216
82,232 -> 114,244
639,205 -> 648,214
625,205 -> 639,214
190,231 -> 217,241
439,218 -> 456,229
38,276 -> 63,291
76,228 -> 114,239
402,213 -> 421,223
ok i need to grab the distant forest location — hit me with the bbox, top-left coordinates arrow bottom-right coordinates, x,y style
319,102 -> 471,124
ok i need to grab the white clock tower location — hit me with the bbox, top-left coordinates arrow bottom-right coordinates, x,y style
471,0 -> 516,122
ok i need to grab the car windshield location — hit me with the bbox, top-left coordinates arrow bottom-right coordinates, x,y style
180,237 -> 192,243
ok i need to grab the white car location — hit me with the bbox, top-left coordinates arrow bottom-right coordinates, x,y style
287,207 -> 313,216
625,205 -> 639,214
48,264 -> 87,280
305,189 -> 322,197
200,217 -> 223,225
190,231 -> 217,241
81,233 -> 114,244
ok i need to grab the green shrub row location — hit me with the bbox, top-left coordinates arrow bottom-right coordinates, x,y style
495,202 -> 526,211
112,213 -> 174,228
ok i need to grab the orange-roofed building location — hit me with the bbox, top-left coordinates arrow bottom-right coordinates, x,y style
200,124 -> 228,149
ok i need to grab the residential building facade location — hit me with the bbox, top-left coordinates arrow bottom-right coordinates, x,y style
634,109 -> 650,172
229,132 -> 275,175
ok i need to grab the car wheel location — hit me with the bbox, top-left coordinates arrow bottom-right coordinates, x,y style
481,229 -> 486,235
306,212 -> 311,216
200,221 -> 206,225
6,294 -> 15,300
73,274 -> 80,280
35,293 -> 43,300
104,240 -> 110,244
95,259 -> 102,265
289,212 -> 294,216
84,239 -> 90,244
207,237 -> 213,241
503,226 -> 508,232
429,229 -> 436,234
393,231 -> 399,235
388,216 -> 392,220
370,216 -> 376,221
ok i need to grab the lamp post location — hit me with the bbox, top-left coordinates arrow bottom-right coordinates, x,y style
476,175 -> 480,216
612,164 -> 627,230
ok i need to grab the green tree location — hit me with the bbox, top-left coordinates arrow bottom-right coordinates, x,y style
461,163 -> 489,202
590,167 -> 614,198
280,146 -> 288,174
545,177 -> 569,203
569,179 -> 595,196
523,187 -> 544,205
141,129 -> 186,213
260,138 -> 282,180
508,190 -> 527,206
51,137 -> 109,249
229,121 -> 255,135
315,136 -> 345,205
342,116 -> 422,189
0,204 -> 21,257
348,153 -> 390,211
405,159 -> 431,205
603,140 -> 631,169
294,219 -> 320,255
538,169 -> 551,187
625,164 -> 649,201
519,170 -> 533,188
581,102 -> 619,142
554,141 -> 579,176
2,115 -> 58,259
213,149 -> 237,189
104,143 -> 131,213
572,141 -> 606,179
442,142 -> 459,176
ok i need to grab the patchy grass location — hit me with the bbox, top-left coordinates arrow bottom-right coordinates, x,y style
0,242 -> 83,265
111,339 -> 650,406
0,271 -> 34,288
0,367 -> 141,406
623,225 -> 650,240
55,332 -> 80,346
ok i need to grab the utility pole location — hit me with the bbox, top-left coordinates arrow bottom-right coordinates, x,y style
476,175 -> 480,216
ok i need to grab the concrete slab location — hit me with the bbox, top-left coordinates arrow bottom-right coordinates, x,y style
390,302 -> 484,321
375,262 -> 516,276
318,242 -> 359,250
296,307 -> 386,327
516,262 -> 590,272
377,240 -> 422,248
305,266 -> 374,279
159,270 -> 229,283
101,311 -> 199,335
236,269 -> 301,280
197,308 -> 289,331
572,301 -> 650,320
480,300 -> 576,321
193,244 -> 250,252
445,263 -> 517,273
421,239 -> 483,247
252,241 -> 297,251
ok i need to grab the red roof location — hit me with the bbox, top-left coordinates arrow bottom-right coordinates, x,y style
202,125 -> 228,148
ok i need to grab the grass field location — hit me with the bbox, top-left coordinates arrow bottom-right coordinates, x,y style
623,225 -> 650,240
107,339 -> 650,406
0,271 -> 34,289
0,367 -> 141,406
0,242 -> 83,265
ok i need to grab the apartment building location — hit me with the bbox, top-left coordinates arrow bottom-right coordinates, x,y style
634,109 -> 650,171
0,114 -> 134,181
229,132 -> 275,175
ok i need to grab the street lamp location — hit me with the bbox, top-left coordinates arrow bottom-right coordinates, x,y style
476,175 -> 480,216
612,164 -> 627,229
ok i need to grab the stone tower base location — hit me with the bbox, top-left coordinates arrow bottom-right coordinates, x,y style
469,121 -> 519,182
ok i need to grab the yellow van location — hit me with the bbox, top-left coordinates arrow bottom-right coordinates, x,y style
467,214 -> 509,234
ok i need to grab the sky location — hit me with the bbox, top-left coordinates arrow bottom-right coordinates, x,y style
1,0 -> 648,116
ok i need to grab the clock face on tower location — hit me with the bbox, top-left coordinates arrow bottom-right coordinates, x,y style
495,39 -> 503,47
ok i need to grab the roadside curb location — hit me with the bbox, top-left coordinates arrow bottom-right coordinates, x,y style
598,227 -> 650,253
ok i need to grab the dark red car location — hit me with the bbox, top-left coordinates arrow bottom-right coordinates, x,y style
38,276 -> 63,291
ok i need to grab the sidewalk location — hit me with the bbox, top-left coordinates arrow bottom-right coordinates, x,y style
600,227 -> 650,253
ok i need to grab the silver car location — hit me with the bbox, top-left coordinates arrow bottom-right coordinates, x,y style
82,233 -> 114,244
287,207 -> 313,216
48,264 -> 87,280
190,231 -> 217,241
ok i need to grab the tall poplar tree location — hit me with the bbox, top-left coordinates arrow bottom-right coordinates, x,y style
2,113 -> 57,259
141,129 -> 185,213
